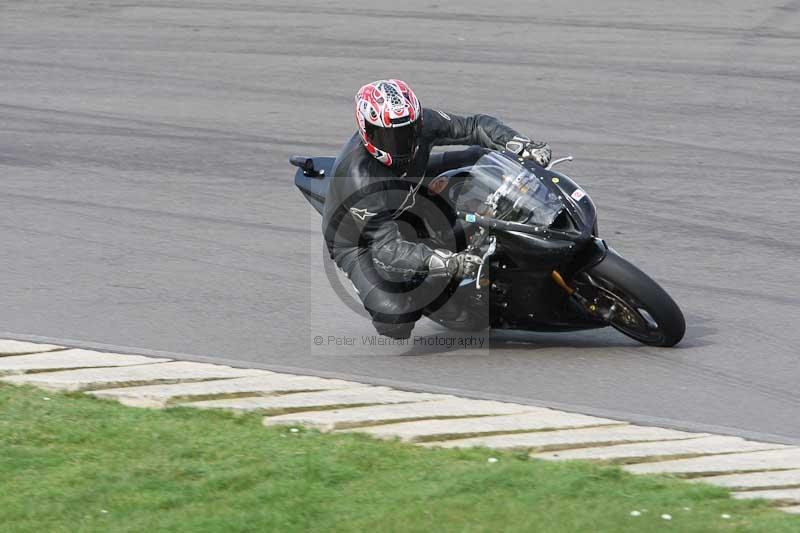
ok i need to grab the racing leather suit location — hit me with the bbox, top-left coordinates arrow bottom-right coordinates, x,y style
322,108 -> 525,338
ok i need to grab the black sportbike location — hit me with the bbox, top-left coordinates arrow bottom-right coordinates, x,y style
292,150 -> 685,347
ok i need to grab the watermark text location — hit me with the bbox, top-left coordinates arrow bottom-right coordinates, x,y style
313,334 -> 486,349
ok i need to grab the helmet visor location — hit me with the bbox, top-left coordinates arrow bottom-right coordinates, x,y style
364,120 -> 421,160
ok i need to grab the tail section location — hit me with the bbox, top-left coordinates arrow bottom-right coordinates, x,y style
291,156 -> 335,215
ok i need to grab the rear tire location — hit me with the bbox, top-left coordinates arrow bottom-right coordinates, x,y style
427,307 -> 489,332
430,315 -> 489,332
586,251 -> 685,347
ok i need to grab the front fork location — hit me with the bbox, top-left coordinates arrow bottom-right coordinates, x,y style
551,238 -> 610,320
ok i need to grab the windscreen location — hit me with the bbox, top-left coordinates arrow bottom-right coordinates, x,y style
449,152 -> 564,226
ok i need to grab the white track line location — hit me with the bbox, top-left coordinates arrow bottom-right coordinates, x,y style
3,338 -> 798,513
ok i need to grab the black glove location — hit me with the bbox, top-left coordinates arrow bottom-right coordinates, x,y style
505,136 -> 552,167
427,249 -> 483,280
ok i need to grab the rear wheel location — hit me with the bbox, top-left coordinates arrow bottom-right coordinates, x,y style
424,279 -> 490,332
429,310 -> 489,332
581,251 -> 685,347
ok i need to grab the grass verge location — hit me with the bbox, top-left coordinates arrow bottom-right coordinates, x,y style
1,383 -> 798,532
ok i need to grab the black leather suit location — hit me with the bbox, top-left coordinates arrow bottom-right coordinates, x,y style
322,108 -> 523,337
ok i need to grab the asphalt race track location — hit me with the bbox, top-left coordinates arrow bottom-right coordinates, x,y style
2,1 -> 799,443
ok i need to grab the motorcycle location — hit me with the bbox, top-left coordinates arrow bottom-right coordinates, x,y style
291,150 -> 685,347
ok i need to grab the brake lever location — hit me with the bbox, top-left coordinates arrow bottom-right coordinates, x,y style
546,156 -> 573,170
475,236 -> 497,289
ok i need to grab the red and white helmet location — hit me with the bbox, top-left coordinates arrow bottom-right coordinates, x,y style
355,79 -> 422,173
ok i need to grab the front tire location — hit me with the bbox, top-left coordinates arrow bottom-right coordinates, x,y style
585,251 -> 685,347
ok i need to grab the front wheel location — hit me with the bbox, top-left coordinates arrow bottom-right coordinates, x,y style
581,251 -> 685,347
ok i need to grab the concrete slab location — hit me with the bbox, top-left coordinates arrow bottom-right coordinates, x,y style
690,470 -> 800,490
89,374 -> 364,408
0,339 -> 62,355
625,448 -> 800,476
1,361 -> 266,391
0,349 -> 168,375
733,488 -> 800,504
534,436 -> 785,463
187,387 -> 440,412
348,409 -> 623,442
263,398 -> 533,431
426,426 -> 705,451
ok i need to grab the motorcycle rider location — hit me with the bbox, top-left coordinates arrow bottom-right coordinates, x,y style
322,79 -> 552,339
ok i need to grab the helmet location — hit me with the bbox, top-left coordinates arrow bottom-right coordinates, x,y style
355,79 -> 422,174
